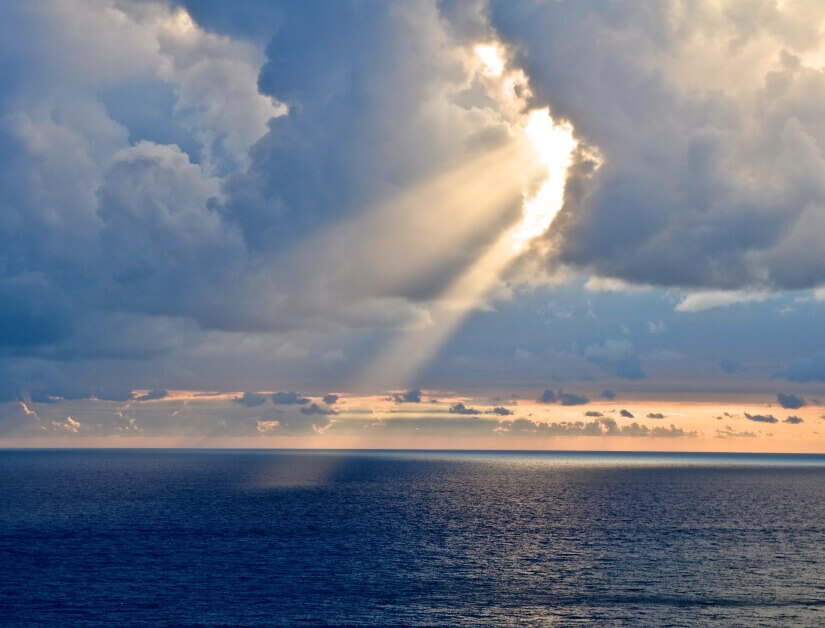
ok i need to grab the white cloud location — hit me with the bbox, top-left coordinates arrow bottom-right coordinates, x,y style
675,290 -> 773,312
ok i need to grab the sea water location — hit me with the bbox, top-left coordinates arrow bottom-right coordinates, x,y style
2,449 -> 825,625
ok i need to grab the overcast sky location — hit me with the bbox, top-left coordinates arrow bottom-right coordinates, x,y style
2,0 -> 825,449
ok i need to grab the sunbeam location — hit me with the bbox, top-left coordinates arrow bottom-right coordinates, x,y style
356,102 -> 578,391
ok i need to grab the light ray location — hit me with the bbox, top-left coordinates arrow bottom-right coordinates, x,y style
356,107 -> 578,391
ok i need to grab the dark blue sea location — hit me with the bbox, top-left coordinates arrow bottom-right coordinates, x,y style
3,450 -> 825,625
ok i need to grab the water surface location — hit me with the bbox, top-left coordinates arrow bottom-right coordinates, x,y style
2,449 -> 825,625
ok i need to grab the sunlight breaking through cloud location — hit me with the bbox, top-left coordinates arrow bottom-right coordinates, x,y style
356,43 -> 582,391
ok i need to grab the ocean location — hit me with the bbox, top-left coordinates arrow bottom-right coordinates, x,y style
2,449 -> 825,625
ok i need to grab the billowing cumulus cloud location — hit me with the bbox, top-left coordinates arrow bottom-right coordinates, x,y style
0,0 -> 545,399
3,0 -> 825,424
492,0 -> 825,293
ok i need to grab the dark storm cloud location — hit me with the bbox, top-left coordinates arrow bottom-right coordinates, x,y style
784,415 -> 803,424
776,393 -> 806,409
745,413 -> 779,424
234,392 -> 268,408
620,409 -> 634,418
271,392 -> 310,405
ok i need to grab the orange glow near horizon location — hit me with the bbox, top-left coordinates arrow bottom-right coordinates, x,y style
5,393 -> 824,454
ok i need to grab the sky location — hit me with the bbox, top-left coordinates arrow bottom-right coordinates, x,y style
2,0 -> 825,450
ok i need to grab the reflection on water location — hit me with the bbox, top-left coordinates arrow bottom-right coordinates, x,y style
2,449 -> 825,625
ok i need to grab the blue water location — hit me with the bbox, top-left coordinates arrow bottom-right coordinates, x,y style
3,450 -> 825,625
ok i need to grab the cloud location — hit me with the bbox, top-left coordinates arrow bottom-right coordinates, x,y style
675,291 -> 772,313
0,0 -> 547,399
136,389 -> 167,401
538,389 -> 556,403
776,392 -> 806,409
558,390 -> 589,406
0,402 -> 41,435
449,402 -> 480,415
393,390 -> 422,404
584,339 -> 645,379
600,389 -> 616,400
322,394 -> 339,405
271,391 -> 310,405
781,352 -> 825,382
716,425 -> 758,439
234,392 -> 267,407
487,406 -> 514,416
584,411 -> 603,417
5,0 -> 825,406
784,415 -> 804,424
93,388 -> 135,402
497,416 -> 694,438
646,412 -> 665,419
745,413 -> 779,424
299,403 -> 337,416
492,0 -> 825,293
619,409 -> 634,418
